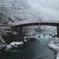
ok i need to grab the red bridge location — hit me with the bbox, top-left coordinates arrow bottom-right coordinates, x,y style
12,19 -> 59,27
0,19 -> 59,26
0,19 -> 59,38
11,19 -> 59,38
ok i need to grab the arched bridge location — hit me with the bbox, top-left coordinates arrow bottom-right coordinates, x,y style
0,19 -> 59,38
0,19 -> 59,27
9,19 -> 59,38
11,19 -> 59,27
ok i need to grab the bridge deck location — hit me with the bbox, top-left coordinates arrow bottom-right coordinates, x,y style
0,19 -> 59,27
11,19 -> 59,27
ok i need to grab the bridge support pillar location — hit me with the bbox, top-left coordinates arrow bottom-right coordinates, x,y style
19,27 -> 24,41
57,26 -> 59,38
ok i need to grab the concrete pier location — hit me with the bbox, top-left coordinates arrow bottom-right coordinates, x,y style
57,26 -> 59,38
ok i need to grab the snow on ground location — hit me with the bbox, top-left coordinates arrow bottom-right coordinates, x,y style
48,37 -> 59,59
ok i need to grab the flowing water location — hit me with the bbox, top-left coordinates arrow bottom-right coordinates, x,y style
0,33 -> 56,59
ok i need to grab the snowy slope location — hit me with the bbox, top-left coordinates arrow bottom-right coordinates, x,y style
0,0 -> 59,21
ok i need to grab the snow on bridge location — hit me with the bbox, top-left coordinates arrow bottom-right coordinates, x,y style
0,19 -> 59,27
11,19 -> 59,27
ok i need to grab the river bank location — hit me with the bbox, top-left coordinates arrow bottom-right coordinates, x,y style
48,37 -> 59,59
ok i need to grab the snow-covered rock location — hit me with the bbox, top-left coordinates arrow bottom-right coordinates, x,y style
50,33 -> 57,37
55,37 -> 59,43
24,39 -> 28,42
10,41 -> 24,47
49,33 -> 52,35
4,41 -> 24,51
48,41 -> 59,51
0,37 -> 6,44
54,33 -> 57,35
5,45 -> 12,50
48,41 -> 59,59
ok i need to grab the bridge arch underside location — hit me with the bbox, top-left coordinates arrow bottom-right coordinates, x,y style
12,22 -> 59,28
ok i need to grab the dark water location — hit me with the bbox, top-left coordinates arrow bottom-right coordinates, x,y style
0,35 -> 55,59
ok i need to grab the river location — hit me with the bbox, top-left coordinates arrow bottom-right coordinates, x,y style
0,31 -> 56,59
